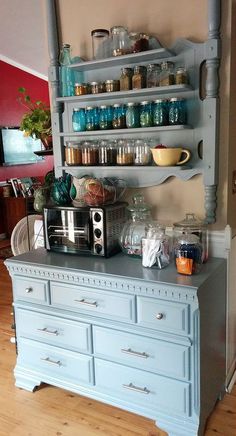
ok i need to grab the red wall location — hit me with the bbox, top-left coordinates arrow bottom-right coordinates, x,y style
0,60 -> 54,182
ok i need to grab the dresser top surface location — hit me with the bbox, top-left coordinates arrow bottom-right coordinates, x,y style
5,248 -> 226,289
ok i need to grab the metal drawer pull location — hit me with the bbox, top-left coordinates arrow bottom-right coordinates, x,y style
156,313 -> 164,320
121,348 -> 149,359
25,287 -> 33,293
122,383 -> 150,394
41,357 -> 61,366
74,299 -> 98,307
37,327 -> 59,336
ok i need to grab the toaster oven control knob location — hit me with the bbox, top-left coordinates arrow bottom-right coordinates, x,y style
94,228 -> 102,238
93,212 -> 102,222
94,243 -> 103,254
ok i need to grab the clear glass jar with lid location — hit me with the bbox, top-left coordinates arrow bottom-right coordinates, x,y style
110,26 -> 131,56
159,61 -> 175,86
146,63 -> 161,88
119,194 -> 153,257
174,234 -> 203,275
116,139 -> 134,165
173,213 -> 208,262
129,32 -> 149,53
134,139 -> 151,165
119,67 -> 133,91
65,142 -> 82,166
175,66 -> 189,85
91,28 -> 110,59
142,223 -> 171,269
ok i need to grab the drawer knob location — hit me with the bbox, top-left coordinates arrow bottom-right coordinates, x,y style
156,313 -> 164,320
123,382 -> 150,394
121,348 -> 149,359
41,357 -> 61,367
25,287 -> 33,293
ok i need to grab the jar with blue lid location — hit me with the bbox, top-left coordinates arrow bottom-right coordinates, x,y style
140,101 -> 153,127
153,99 -> 168,126
126,102 -> 140,128
174,234 -> 203,275
72,108 -> 86,132
168,97 -> 187,125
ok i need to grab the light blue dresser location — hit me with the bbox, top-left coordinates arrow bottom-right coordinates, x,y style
5,249 -> 226,436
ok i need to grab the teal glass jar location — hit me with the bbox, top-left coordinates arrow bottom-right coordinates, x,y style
126,102 -> 140,128
140,101 -> 153,128
153,99 -> 168,126
168,97 -> 187,125
99,105 -> 112,130
85,106 -> 97,131
72,108 -> 86,132
112,104 -> 126,129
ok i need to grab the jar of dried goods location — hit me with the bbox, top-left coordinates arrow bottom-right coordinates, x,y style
111,26 -> 131,56
175,67 -> 188,85
65,142 -> 82,165
116,140 -> 134,165
74,83 -> 88,96
99,140 -> 117,165
159,61 -> 175,86
129,32 -> 149,53
146,63 -> 161,87
134,139 -> 151,165
82,142 -> 99,165
132,65 -> 146,90
119,67 -> 133,91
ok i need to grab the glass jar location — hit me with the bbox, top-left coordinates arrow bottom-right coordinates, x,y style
159,61 -> 175,86
116,140 -> 134,165
146,63 -> 160,88
129,32 -> 149,53
174,234 -> 203,275
72,108 -> 86,132
134,139 -> 151,165
126,102 -> 140,128
89,81 -> 105,94
132,65 -> 146,90
59,43 -> 74,97
98,140 -> 117,165
175,66 -> 189,85
119,67 -> 133,91
111,26 -> 131,56
112,104 -> 126,129
168,97 -> 187,125
140,101 -> 153,127
142,224 -> 170,269
119,194 -> 153,257
152,99 -> 169,126
173,213 -> 208,262
65,142 -> 82,165
81,141 -> 99,165
99,105 -> 113,130
105,79 -> 120,92
91,28 -> 110,60
85,106 -> 99,131
74,83 -> 88,96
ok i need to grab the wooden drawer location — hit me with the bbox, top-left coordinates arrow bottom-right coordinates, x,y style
13,276 -> 49,304
95,359 -> 191,418
15,308 -> 92,354
17,338 -> 94,386
93,326 -> 190,380
50,282 -> 136,323
137,296 -> 190,335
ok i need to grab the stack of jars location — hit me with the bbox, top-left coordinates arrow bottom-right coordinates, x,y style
72,98 -> 187,132
65,139 -> 154,166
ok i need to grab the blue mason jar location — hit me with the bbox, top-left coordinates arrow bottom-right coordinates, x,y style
140,101 -> 153,128
126,102 -> 140,128
72,108 -> 86,132
152,99 -> 168,126
99,105 -> 112,130
168,97 -> 187,125
112,104 -> 126,129
85,106 -> 96,131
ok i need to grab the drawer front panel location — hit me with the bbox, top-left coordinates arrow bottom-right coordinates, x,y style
50,282 -> 136,323
13,276 -> 49,304
93,326 -> 190,380
15,309 -> 92,354
95,359 -> 191,417
137,296 -> 190,335
17,338 -> 94,386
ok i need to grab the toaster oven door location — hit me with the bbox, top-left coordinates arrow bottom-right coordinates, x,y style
44,208 -> 92,254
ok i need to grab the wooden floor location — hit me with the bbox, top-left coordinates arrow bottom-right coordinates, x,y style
0,255 -> 235,436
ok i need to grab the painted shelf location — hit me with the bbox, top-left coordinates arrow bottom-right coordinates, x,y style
58,125 -> 192,138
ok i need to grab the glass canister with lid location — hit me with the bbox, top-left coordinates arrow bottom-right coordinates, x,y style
142,223 -> 171,269
111,26 -> 131,56
119,194 -> 153,257
159,61 -> 175,86
174,234 -> 203,275
173,213 -> 208,262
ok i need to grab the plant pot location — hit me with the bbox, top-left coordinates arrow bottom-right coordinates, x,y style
41,135 -> 53,150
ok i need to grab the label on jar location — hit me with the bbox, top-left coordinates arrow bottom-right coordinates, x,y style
176,257 -> 193,275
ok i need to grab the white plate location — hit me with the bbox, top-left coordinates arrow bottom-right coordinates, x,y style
11,215 -> 43,256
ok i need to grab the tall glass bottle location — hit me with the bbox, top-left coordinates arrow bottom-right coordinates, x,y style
59,43 -> 74,97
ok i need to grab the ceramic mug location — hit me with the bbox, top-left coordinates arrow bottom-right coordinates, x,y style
151,147 -> 191,166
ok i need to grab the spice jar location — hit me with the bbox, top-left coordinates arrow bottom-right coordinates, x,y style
116,140 -> 134,165
134,139 -> 151,165
146,64 -> 160,88
174,234 -> 203,275
105,79 -> 120,92
152,99 -> 168,126
65,142 -> 82,166
74,83 -> 88,96
175,67 -> 189,85
126,102 -> 140,128
159,61 -> 175,86
98,140 -> 117,165
81,142 -> 99,165
119,67 -> 133,91
89,81 -> 105,94
140,101 -> 153,127
72,108 -> 86,132
112,104 -> 126,129
129,32 -> 149,53
111,26 -> 131,56
168,97 -> 187,125
91,28 -> 110,60
132,65 -> 146,90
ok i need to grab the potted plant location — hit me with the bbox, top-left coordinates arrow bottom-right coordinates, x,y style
18,87 -> 52,150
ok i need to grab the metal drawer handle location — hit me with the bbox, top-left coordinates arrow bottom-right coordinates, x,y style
25,287 -> 33,293
37,327 -> 59,336
74,298 -> 98,307
121,348 -> 149,359
156,313 -> 164,320
41,357 -> 61,366
122,382 -> 150,394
